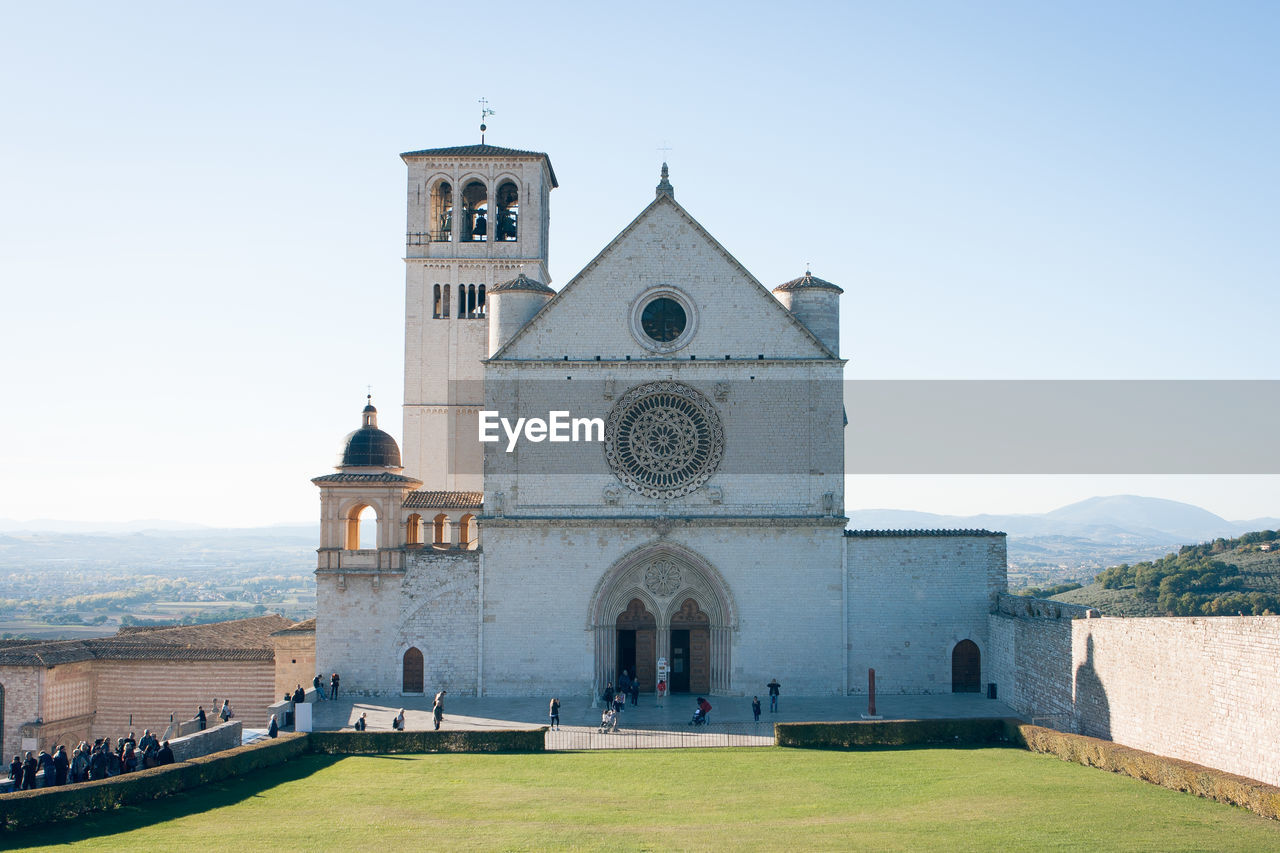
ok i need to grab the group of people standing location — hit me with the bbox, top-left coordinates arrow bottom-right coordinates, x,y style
8,731 -> 175,790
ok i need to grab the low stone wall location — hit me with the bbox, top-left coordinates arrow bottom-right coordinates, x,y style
0,733 -> 309,830
170,721 -> 242,762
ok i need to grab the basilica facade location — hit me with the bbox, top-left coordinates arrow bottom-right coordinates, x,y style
312,143 -> 1006,698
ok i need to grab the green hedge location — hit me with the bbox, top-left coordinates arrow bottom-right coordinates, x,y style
0,733 -> 309,831
1005,721 -> 1280,821
307,729 -> 546,755
775,717 -> 1012,749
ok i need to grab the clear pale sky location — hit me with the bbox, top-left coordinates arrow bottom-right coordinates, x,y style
2,2 -> 1277,526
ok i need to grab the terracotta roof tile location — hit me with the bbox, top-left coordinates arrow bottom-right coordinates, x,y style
403,490 -> 483,510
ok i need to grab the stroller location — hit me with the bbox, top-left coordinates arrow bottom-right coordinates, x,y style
599,708 -> 618,733
690,697 -> 712,726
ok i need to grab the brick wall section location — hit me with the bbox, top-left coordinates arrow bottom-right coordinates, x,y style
846,533 -> 1007,694
991,609 -> 1280,787
92,660 -> 276,739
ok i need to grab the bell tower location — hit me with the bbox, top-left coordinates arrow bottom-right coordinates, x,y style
399,143 -> 557,490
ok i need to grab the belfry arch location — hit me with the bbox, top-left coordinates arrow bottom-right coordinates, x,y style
588,542 -> 737,695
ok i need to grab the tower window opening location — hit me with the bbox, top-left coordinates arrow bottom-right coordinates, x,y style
443,284 -> 451,318
496,181 -> 518,242
344,504 -> 379,550
466,284 -> 477,318
433,284 -> 442,319
461,180 -> 488,242
477,284 -> 485,315
430,181 -> 453,242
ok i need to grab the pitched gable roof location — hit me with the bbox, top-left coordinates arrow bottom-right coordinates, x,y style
489,193 -> 839,361
0,615 -> 294,666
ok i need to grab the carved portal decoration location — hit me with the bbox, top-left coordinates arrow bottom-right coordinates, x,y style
604,381 -> 724,499
644,558 -> 682,597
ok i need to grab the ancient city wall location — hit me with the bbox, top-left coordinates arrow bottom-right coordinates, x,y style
991,603 -> 1280,787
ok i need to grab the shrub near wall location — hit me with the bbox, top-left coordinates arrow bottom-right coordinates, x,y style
775,718 -> 1011,749
0,733 -> 309,832
1006,721 -> 1280,821
308,729 -> 545,755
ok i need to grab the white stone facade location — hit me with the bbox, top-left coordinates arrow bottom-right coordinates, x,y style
313,145 -> 1007,700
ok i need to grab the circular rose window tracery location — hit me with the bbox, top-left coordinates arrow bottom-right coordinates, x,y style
604,381 -> 724,500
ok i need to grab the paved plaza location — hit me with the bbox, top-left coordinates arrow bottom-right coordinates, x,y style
303,692 -> 1017,749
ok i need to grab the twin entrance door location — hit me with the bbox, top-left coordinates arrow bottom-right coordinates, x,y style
616,597 -> 710,694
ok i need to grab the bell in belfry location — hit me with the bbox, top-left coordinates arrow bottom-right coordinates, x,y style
472,212 -> 487,237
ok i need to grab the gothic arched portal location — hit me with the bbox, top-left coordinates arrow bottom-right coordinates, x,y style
588,542 -> 737,696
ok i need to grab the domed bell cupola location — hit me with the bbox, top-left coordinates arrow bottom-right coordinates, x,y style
487,272 -> 554,356
338,396 -> 403,471
773,269 -> 843,356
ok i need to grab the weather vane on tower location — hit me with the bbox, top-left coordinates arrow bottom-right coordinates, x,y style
479,98 -> 495,144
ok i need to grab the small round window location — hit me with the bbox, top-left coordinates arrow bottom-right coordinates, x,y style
640,297 -> 687,342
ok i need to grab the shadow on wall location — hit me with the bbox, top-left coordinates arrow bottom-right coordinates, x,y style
1073,634 -> 1111,740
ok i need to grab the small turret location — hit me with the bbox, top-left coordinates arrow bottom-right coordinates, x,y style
773,270 -> 843,356
487,273 -> 554,355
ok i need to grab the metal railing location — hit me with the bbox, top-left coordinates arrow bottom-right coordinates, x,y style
545,721 -> 774,751
406,231 -> 451,246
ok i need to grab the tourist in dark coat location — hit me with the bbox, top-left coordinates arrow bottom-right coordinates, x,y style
330,672 -> 340,700
157,741 -> 175,765
8,755 -> 22,790
88,747 -> 108,780
196,706 -> 207,730
53,745 -> 69,785
38,751 -> 55,787
22,753 -> 38,789
268,714 -> 279,738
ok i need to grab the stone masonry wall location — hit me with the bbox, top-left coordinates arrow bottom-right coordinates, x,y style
846,533 -> 1007,694
315,550 -> 479,696
991,609 -> 1280,787
0,665 -> 42,760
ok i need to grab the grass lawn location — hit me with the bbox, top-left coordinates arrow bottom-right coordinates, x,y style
7,747 -> 1279,851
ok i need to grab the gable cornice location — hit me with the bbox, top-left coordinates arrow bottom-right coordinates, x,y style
488,194 -> 840,361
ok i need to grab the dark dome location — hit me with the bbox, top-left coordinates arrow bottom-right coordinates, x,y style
337,400 -> 402,469
339,427 -> 402,469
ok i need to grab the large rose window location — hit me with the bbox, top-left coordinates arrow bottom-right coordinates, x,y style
604,381 -> 724,499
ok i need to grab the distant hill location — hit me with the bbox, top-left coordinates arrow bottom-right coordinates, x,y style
1049,531 -> 1280,616
848,495 -> 1280,587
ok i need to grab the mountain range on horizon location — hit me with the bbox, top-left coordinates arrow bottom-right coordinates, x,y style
2,495 -> 1276,546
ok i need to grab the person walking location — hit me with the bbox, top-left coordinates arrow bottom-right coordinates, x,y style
354,712 -> 367,731
767,679 -> 781,713
196,705 -> 207,730
330,672 -> 340,700
267,714 -> 279,739
549,697 -> 561,731
219,700 -> 233,722
432,690 -> 446,730
629,678 -> 639,707
752,696 -> 762,722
